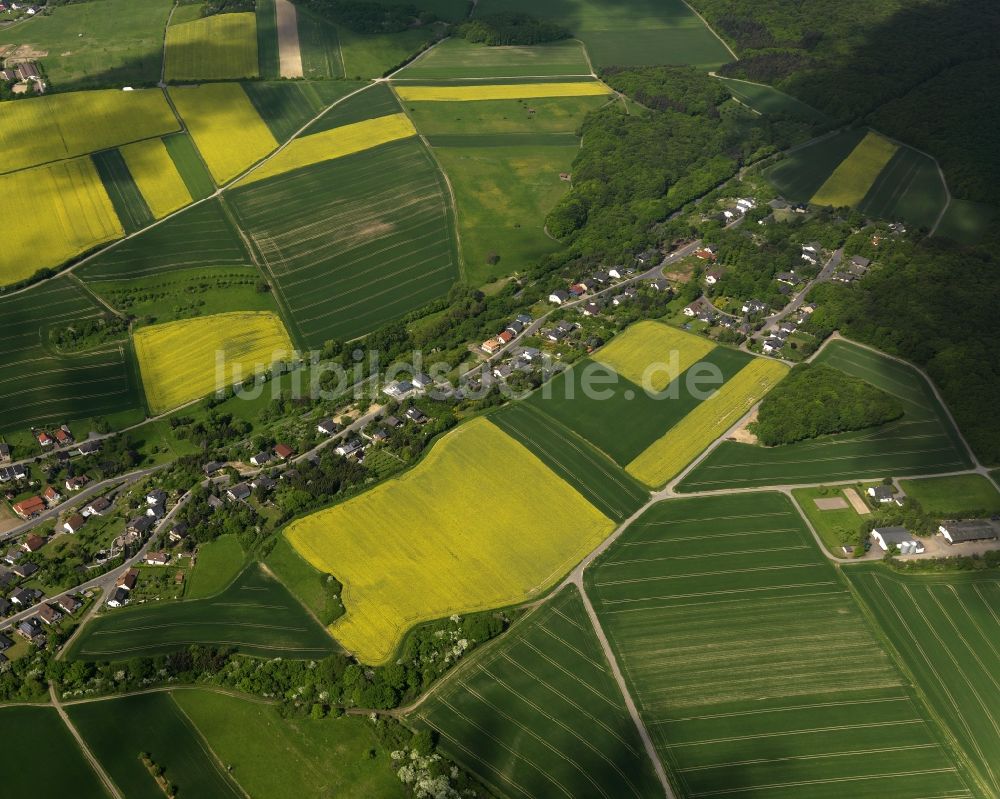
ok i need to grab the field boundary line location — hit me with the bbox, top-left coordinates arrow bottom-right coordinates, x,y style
677,0 -> 737,61
169,695 -> 249,799
49,682 -> 125,799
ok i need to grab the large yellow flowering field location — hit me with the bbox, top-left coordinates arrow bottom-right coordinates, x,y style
593,320 -> 716,392
393,81 -> 611,102
119,138 -> 193,219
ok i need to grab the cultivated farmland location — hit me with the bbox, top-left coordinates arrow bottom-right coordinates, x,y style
856,144 -> 948,230
678,340 -> 972,491
305,81 -> 402,134
0,87 -> 178,174
848,567 -> 1000,797
239,112 -> 417,185
68,692 -> 243,799
0,157 -> 124,285
0,278 -> 143,433
586,493 -> 972,799
295,5 -> 344,79
170,84 -> 278,183
394,81 -> 610,102
228,137 -> 459,346
405,95 -> 610,138
119,138 -> 194,219
242,80 -> 364,141
67,563 -> 335,660
0,706 -> 110,797
715,76 -> 828,123
593,320 -> 716,393
162,131 -> 216,199
897,474 -> 1000,517
626,357 -> 789,487
164,12 -> 259,81
285,417 -> 615,664
396,38 -> 593,79
133,311 -> 294,413
811,131 -> 899,208
91,147 -> 154,233
765,128 -> 869,203
412,587 -> 663,799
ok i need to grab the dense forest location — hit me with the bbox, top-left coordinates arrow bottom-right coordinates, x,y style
751,363 -> 904,446
458,13 -> 569,46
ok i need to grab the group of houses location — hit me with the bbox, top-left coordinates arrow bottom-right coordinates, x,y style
718,196 -> 757,223
0,55 -> 45,95
481,314 -> 534,355
761,304 -> 817,356
832,254 -> 872,284
548,265 -> 643,308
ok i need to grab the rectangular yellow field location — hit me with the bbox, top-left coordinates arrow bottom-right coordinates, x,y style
593,320 -> 716,392
240,113 -> 417,186
393,81 -> 611,102
134,311 -> 295,414
811,131 -> 898,208
0,89 -> 179,174
627,358 -> 789,487
170,84 -> 278,184
286,417 -> 614,664
119,138 -> 193,219
0,158 -> 123,285
165,12 -> 259,81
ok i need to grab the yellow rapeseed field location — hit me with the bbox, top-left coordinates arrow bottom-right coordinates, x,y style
170,84 -> 278,184
393,81 -> 611,102
240,113 -> 418,186
286,418 -> 614,664
119,138 -> 193,219
0,89 -> 179,174
0,157 -> 123,285
134,311 -> 295,414
165,12 -> 259,81
593,320 -> 716,392
811,131 -> 898,208
627,358 -> 789,487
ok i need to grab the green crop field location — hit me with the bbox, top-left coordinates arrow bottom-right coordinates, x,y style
935,199 -> 996,245
489,402 -> 650,522
898,474 -> 1000,517
791,485 -> 868,555
242,80 -> 364,142
185,535 -> 246,599
66,563 -> 336,660
857,145 -> 948,230
164,12 -> 260,81
266,535 -> 344,625
433,144 -> 578,284
765,128 -> 868,202
337,25 -> 439,80
0,0 -> 173,89
715,77 -> 828,123
411,586 -> 664,799
256,0 -> 279,79
475,0 -> 732,69
586,493 -> 973,799
92,148 -> 155,233
162,132 -> 217,198
228,137 -> 459,347
526,346 -> 752,467
68,692 -> 242,799
679,340 -> 973,491
0,278 -> 144,434
848,567 -> 1000,797
397,38 -> 592,79
174,689 -> 404,798
403,94 -> 610,136
0,706 -> 110,796
305,82 -> 401,134
296,5 -> 345,79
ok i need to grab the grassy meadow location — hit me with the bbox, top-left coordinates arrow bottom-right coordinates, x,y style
67,563 -> 335,660
898,473 -> 1000,517
266,535 -> 345,625
679,340 -> 973,491
715,77 -> 829,123
185,534 -> 245,599
336,25 -> 440,80
120,138 -> 194,219
285,417 -> 614,664
165,12 -> 259,81
586,493 -> 972,799
412,587 -> 663,799
791,485 -> 869,554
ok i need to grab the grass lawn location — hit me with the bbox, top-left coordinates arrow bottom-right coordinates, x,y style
898,473 -> 1000,517
185,535 -> 246,598
791,485 -> 867,555
0,0 -> 172,89
174,690 -> 405,798
265,534 -> 344,625
0,706 -> 110,796
396,37 -> 592,79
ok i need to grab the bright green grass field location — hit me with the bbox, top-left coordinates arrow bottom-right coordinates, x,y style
66,563 -> 335,660
433,144 -> 577,284
403,94 -> 610,136
0,706 -> 110,797
489,402 -> 650,523
585,492 -> 972,799
397,37 -> 592,79
228,137 -> 459,347
0,0 -> 172,89
935,199 -> 997,245
678,340 -> 973,491
411,586 -> 664,799
338,25 -> 439,80
764,128 -> 868,202
527,347 -> 753,467
715,76 -> 828,123
847,567 -> 1000,797
857,145 -> 948,230
174,689 -> 405,799
0,278 -> 144,434
67,692 -> 242,799
163,132 -> 217,198
185,534 -> 246,599
265,534 -> 345,625
791,485 -> 867,555
898,473 -> 1000,517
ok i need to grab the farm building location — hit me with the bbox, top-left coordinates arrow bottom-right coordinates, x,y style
871,526 -> 925,554
939,520 -> 1000,544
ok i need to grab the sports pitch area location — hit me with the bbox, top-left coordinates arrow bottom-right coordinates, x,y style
412,586 -> 663,799
164,12 -> 259,81
68,692 -> 243,799
585,492 -> 973,799
285,417 -> 614,664
397,38 -> 593,80
848,567 -> 1000,797
678,340 -> 973,491
0,278 -> 143,434
66,563 -> 335,660
228,137 -> 460,346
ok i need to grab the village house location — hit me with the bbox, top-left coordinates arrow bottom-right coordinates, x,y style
581,302 -> 601,317
117,568 -> 138,592
227,483 -> 252,502
250,450 -> 272,467
10,587 -> 41,606
412,372 -> 434,390
762,336 -> 785,355
704,268 -> 724,286
145,551 -> 170,566
867,485 -> 899,505
335,439 -> 363,458
548,289 -> 570,305
84,496 -> 111,516
203,460 -> 226,476
168,523 -> 188,543
383,415 -> 402,429
22,534 -> 45,553
481,337 -> 503,354
649,278 -> 670,292
938,520 -> 1000,545
274,444 -> 294,460
65,474 -> 89,491
43,485 -> 62,506
851,255 -> 871,270
12,495 -> 45,519
13,561 -> 38,579
0,443 -> 10,463
128,516 -> 155,536
251,475 -> 276,493
36,431 -> 53,448
383,380 -> 414,399
742,299 -> 767,314
17,617 -> 45,643
0,464 -> 27,482
57,595 -> 82,615
608,266 -> 633,279
207,495 -> 224,512
37,603 -> 62,625
63,514 -> 86,534
107,587 -> 130,608
316,418 -> 339,436
405,407 -> 428,424
871,526 -> 925,554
